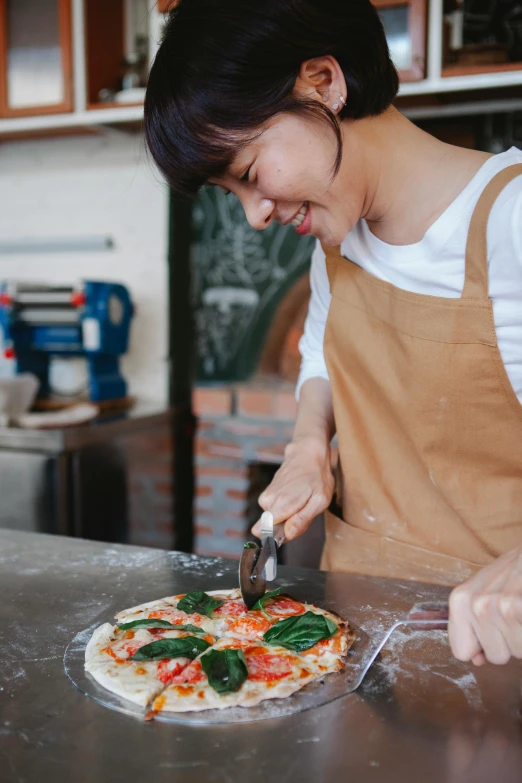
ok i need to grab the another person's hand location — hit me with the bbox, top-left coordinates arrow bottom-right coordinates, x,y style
251,437 -> 334,542
448,545 -> 522,665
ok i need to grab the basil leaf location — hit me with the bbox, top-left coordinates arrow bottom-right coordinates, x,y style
117,619 -> 177,631
171,624 -> 206,635
176,591 -> 225,618
263,611 -> 338,652
200,648 -> 248,694
131,636 -> 210,661
117,619 -> 206,634
252,587 -> 283,612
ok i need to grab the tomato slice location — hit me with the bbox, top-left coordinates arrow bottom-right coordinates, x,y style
156,658 -> 187,685
245,651 -> 293,682
211,600 -> 247,617
219,638 -> 246,650
304,632 -> 343,656
263,597 -> 305,617
226,615 -> 271,639
147,609 -> 204,625
171,660 -> 206,685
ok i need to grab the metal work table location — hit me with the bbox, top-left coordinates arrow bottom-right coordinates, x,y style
0,405 -> 176,544
2,530 -> 521,783
0,403 -> 172,453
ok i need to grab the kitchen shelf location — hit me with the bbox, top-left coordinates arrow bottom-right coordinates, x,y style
441,62 -> 522,78
0,0 -> 521,136
0,0 -> 163,135
86,100 -> 144,112
0,104 -> 144,133
400,68 -> 522,96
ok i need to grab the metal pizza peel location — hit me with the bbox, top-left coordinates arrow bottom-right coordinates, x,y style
341,601 -> 449,692
239,511 -> 286,609
65,601 -> 450,724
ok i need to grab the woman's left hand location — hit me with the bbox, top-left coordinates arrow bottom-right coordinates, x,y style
448,545 -> 522,665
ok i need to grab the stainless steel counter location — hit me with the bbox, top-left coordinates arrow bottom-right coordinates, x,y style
1,529 -> 521,783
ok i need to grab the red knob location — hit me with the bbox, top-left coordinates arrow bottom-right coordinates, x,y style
71,291 -> 86,307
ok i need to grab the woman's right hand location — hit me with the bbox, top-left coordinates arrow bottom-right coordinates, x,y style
251,436 -> 334,542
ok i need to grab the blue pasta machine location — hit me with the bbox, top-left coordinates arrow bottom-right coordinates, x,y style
0,281 -> 134,403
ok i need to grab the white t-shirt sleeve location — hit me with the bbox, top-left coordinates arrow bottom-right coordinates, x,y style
295,240 -> 332,400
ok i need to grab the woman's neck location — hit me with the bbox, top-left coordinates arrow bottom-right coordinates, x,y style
352,107 -> 493,246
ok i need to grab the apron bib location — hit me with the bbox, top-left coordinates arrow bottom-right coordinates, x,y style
320,164 -> 522,586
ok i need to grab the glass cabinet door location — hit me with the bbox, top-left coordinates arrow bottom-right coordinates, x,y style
372,0 -> 427,82
0,0 -> 72,117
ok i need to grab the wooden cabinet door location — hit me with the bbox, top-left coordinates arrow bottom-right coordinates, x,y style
372,0 -> 427,82
0,0 -> 73,117
158,0 -> 179,12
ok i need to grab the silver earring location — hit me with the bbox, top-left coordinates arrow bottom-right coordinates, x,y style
339,94 -> 345,105
332,101 -> 339,110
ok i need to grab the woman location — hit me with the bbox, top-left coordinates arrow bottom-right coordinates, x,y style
144,0 -> 522,666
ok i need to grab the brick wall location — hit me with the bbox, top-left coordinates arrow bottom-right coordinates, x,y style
193,380 -> 297,558
123,426 -> 175,550
122,381 -> 298,556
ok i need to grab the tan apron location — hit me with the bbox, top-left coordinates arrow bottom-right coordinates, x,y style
320,163 -> 522,586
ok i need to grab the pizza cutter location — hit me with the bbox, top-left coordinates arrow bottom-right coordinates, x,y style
239,511 -> 286,609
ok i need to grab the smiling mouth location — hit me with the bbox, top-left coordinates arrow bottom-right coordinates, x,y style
290,202 -> 308,229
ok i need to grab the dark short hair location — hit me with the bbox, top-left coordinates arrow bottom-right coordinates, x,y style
144,0 -> 398,198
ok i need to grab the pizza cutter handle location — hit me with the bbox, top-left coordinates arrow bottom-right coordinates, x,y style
259,511 -> 286,547
257,511 -> 285,583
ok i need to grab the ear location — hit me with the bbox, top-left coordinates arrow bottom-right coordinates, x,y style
294,55 -> 347,107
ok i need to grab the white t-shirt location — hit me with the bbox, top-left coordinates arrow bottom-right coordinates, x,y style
297,146 -> 522,403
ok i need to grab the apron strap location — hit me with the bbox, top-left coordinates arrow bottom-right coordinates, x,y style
462,163 -> 522,300
320,243 -> 342,294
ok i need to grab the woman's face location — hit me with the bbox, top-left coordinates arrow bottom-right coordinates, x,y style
209,112 -> 367,246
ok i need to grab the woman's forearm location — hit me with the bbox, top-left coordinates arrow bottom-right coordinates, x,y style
289,377 -> 336,456
252,376 -> 336,539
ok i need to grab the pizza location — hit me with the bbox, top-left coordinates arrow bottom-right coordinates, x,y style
84,588 -> 355,715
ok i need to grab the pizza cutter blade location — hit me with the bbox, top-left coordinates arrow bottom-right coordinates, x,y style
239,511 -> 285,610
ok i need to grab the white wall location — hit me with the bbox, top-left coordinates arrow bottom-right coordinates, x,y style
0,128 -> 169,404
